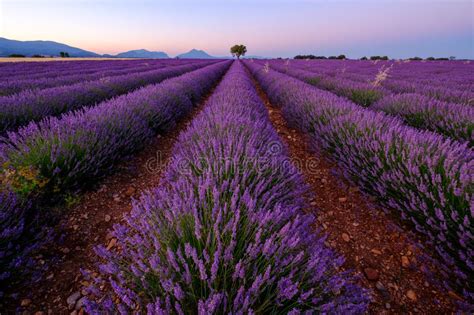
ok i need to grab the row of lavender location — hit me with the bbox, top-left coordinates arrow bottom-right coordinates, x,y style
0,59 -> 171,80
266,60 -> 473,146
0,60 -> 180,96
292,59 -> 474,92
245,61 -> 473,305
84,61 -> 370,314
289,59 -> 474,104
0,60 -> 216,134
0,61 -> 231,297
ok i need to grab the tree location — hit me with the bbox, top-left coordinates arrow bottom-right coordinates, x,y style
59,51 -> 70,58
230,44 -> 247,59
370,55 -> 388,61
337,54 -> 346,60
294,55 -> 327,60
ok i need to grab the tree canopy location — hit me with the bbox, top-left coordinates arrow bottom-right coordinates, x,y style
230,44 -> 247,59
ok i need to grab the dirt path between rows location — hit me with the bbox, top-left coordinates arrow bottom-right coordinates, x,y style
249,73 -> 457,314
8,88 -> 220,315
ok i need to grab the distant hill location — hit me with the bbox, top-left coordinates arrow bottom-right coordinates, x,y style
176,49 -> 216,59
0,37 -> 99,57
114,49 -> 169,59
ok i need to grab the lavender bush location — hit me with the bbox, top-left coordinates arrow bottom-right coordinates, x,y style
0,191 -> 25,286
269,62 -> 385,107
0,62 -> 168,96
269,60 -> 473,147
0,61 -> 230,198
0,191 -> 38,298
382,79 -> 474,105
0,60 -> 214,134
245,61 -> 474,304
0,59 -> 186,81
0,61 -> 231,300
372,93 -> 474,146
85,62 -> 370,314
279,59 -> 474,105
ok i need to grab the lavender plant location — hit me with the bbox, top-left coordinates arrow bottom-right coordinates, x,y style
269,62 -> 385,107
275,59 -> 474,105
0,62 -> 230,295
0,60 -> 214,134
0,191 -> 25,286
0,190 -> 38,298
372,93 -> 474,146
245,61 -> 473,305
0,61 -> 169,96
85,62 -> 370,314
268,60 -> 473,146
0,61 -> 230,198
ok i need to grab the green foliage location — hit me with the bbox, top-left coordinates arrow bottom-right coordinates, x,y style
370,56 -> 389,60
8,54 -> 26,58
64,193 -> 81,208
294,54 -> 326,59
230,44 -> 247,59
349,89 -> 383,107
307,77 -> 322,85
1,162 -> 49,197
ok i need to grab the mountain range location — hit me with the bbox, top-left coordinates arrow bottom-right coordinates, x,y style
0,37 -> 100,57
0,37 -> 267,59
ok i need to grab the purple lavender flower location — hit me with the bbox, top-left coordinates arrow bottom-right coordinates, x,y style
245,59 -> 473,305
85,62 -> 369,314
0,60 -> 217,134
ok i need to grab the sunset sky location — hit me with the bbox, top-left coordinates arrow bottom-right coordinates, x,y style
1,0 -> 472,58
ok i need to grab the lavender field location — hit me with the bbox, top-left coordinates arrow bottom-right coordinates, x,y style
0,58 -> 472,314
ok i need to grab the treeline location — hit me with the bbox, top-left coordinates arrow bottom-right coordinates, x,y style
294,54 -> 346,60
7,51 -> 70,58
294,54 -> 458,61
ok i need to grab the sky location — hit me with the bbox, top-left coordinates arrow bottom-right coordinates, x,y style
0,0 -> 472,59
